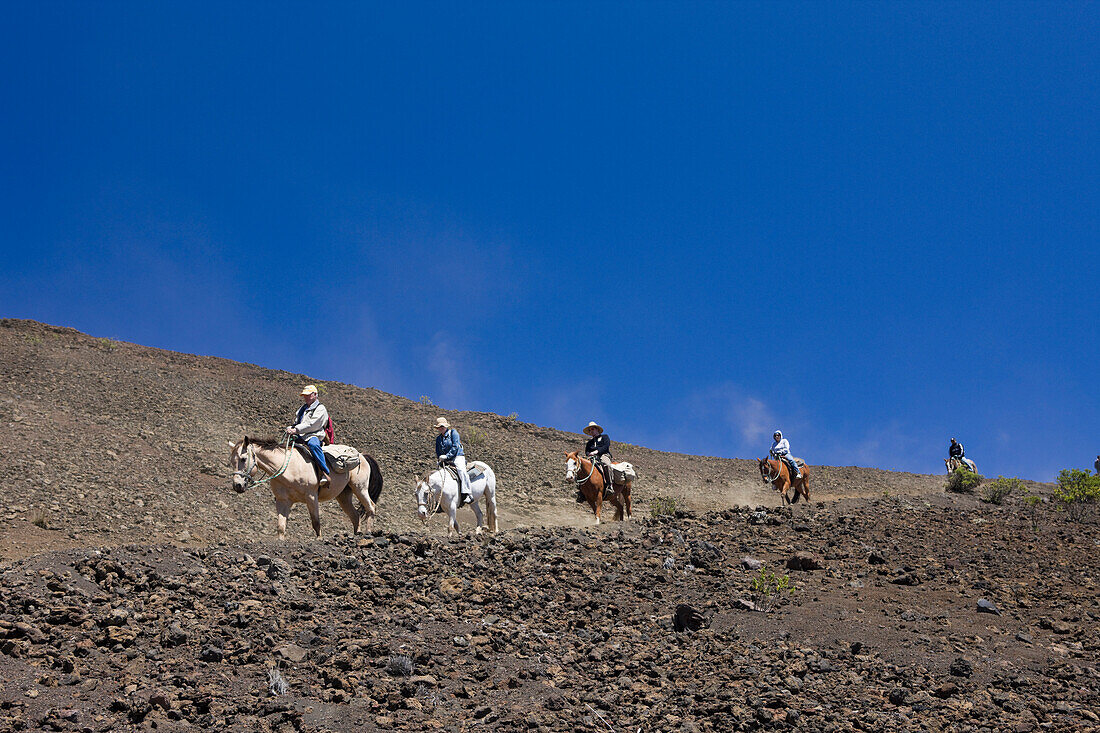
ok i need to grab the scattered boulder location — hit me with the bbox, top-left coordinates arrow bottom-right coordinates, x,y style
786,552 -> 823,571
673,604 -> 708,632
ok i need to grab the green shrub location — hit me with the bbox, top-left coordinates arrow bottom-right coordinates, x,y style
983,476 -> 1023,505
749,566 -> 794,613
650,497 -> 677,518
945,467 -> 983,494
1053,469 -> 1100,522
1022,491 -> 1043,533
464,427 -> 488,448
418,395 -> 434,407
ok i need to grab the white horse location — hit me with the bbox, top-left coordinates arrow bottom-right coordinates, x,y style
415,461 -> 498,536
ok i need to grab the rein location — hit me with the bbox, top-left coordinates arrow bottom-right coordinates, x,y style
417,470 -> 446,522
571,458 -> 596,486
761,459 -> 782,485
234,434 -> 294,490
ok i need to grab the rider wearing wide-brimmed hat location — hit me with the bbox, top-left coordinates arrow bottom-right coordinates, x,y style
286,385 -> 330,488
434,417 -> 472,504
583,421 -> 614,486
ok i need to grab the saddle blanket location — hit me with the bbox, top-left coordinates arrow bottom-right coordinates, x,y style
609,461 -> 637,484
322,444 -> 360,474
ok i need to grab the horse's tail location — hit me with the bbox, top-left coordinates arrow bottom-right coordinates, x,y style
364,454 -> 383,503
485,467 -> 498,533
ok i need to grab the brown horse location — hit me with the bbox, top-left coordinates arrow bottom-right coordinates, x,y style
228,436 -> 382,539
565,451 -> 632,523
758,457 -> 810,505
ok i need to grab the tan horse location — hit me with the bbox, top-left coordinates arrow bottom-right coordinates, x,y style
564,451 -> 632,523
228,436 -> 382,539
758,457 -> 810,505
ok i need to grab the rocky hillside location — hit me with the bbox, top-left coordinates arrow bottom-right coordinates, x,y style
0,318 -> 954,556
2,318 -> 1095,733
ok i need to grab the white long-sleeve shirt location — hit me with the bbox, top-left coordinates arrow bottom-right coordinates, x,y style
770,437 -> 792,457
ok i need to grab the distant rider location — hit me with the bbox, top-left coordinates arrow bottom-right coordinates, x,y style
435,417 -> 471,504
286,385 -> 330,488
949,438 -> 975,472
770,430 -> 802,479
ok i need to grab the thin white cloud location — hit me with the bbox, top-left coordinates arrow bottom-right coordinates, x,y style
426,332 -> 468,409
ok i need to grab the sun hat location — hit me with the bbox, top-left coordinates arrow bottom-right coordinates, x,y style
583,421 -> 603,436
300,385 -> 318,396
434,417 -> 451,429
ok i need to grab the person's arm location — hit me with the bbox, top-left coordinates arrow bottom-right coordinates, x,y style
773,439 -> 790,456
597,435 -> 610,455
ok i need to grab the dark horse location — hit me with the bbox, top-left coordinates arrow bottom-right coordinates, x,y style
565,451 -> 632,523
758,457 -> 810,505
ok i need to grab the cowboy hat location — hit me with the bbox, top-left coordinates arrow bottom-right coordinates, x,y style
583,421 -> 603,436
434,417 -> 451,429
300,384 -> 318,396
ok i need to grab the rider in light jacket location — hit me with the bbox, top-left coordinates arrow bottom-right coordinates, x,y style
286,385 -> 330,487
770,430 -> 802,479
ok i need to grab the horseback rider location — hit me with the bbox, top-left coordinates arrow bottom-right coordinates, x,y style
948,438 -> 975,471
435,417 -> 472,505
584,421 -> 614,487
770,430 -> 802,480
285,385 -> 330,488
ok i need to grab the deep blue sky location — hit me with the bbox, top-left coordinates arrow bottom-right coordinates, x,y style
3,3 -> 1097,480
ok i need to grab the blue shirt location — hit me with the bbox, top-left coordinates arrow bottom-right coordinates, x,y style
435,428 -> 464,461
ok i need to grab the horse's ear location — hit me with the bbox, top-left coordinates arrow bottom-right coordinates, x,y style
243,436 -> 250,447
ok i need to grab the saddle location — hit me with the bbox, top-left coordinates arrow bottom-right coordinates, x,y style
439,462 -> 473,506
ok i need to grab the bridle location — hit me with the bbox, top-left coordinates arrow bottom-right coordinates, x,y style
568,456 -> 596,485
415,473 -> 444,520
760,458 -> 782,485
232,434 -> 293,491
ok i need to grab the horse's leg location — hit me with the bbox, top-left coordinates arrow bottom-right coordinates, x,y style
610,485 -> 624,521
470,497 -> 485,534
623,482 -> 632,518
305,493 -> 322,537
486,484 -> 498,533
348,481 -> 376,534
336,490 -> 360,534
275,499 -> 292,540
593,479 -> 603,524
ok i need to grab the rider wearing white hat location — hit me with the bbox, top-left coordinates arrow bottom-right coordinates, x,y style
435,417 -> 472,504
584,421 -> 614,487
286,385 -> 330,487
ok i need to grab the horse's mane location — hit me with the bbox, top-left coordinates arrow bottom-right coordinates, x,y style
247,436 -> 286,450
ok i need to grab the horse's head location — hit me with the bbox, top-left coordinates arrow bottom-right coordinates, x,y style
758,457 -> 777,484
228,438 -> 253,493
564,451 -> 580,481
414,474 -> 432,521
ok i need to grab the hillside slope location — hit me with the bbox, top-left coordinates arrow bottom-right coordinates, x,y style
3,319 -> 961,557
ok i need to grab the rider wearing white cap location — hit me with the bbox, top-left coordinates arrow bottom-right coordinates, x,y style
286,385 -> 330,487
435,417 -> 472,504
770,430 -> 801,479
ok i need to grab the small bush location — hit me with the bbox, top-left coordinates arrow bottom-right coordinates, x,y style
29,510 -> 49,529
464,427 -> 487,448
506,412 -> 518,422
749,566 -> 794,613
94,337 -> 117,352
1022,491 -> 1043,534
418,395 -> 434,407
945,468 -> 982,494
387,654 -> 415,677
983,476 -> 1024,505
650,497 -> 677,518
1053,469 -> 1100,522
267,668 -> 289,696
